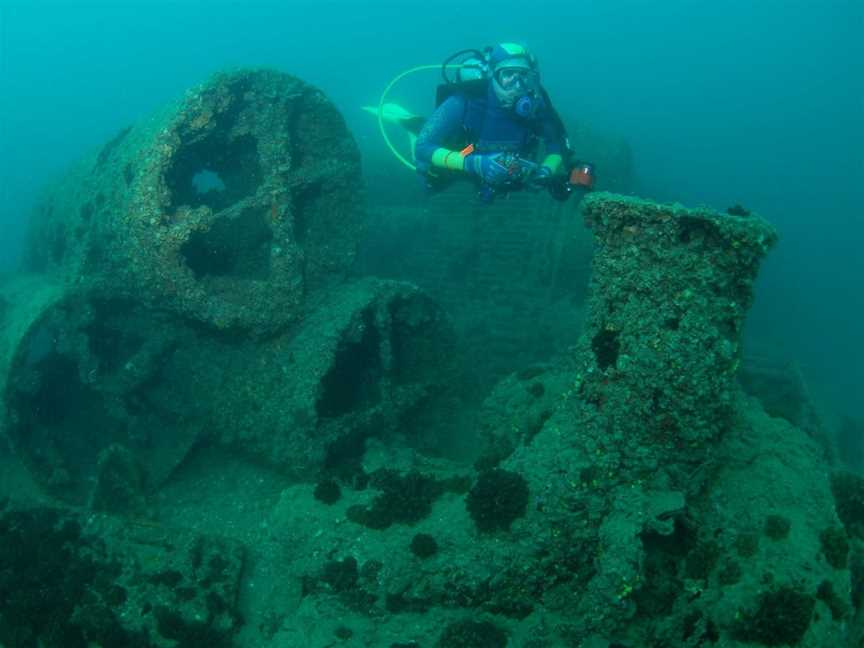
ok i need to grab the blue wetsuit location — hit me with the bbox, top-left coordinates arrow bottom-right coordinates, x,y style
414,82 -> 566,180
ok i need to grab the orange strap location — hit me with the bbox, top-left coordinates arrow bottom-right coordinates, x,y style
459,143 -> 475,157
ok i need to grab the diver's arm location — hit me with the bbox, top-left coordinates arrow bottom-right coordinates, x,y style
414,96 -> 469,172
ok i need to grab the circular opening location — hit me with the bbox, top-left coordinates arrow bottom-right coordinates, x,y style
165,93 -> 263,212
180,207 -> 274,280
7,345 -> 125,502
191,168 -> 227,196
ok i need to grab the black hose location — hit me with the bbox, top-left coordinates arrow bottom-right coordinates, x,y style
440,48 -> 486,84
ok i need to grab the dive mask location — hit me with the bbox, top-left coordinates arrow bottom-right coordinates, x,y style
494,66 -> 538,92
491,60 -> 542,117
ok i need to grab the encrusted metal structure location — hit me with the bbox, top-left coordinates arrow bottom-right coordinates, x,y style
4,70 -> 455,505
26,69 -> 364,335
576,193 -> 778,471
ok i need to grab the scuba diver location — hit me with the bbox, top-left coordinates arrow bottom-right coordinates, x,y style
365,42 -> 594,203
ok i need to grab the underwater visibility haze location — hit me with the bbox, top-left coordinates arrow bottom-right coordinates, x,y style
0,1 -> 862,647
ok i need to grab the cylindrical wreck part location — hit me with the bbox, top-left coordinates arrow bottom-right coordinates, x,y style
206,277 -> 459,479
0,280 -> 203,504
25,69 -> 364,336
577,193 -> 778,467
1,275 -> 456,505
0,275 -> 66,440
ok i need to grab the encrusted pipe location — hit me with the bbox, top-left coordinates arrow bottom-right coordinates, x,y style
576,193 -> 777,474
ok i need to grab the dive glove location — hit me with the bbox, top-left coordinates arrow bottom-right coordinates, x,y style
464,152 -> 511,186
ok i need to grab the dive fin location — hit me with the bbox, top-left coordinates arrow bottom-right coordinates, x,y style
363,102 -> 416,122
362,103 -> 427,135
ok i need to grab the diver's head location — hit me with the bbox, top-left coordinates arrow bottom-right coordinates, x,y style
488,42 -> 541,117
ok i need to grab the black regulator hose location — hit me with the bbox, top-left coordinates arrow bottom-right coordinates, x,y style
440,48 -> 487,84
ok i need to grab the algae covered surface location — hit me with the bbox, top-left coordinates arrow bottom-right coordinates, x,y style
0,63 -> 861,648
